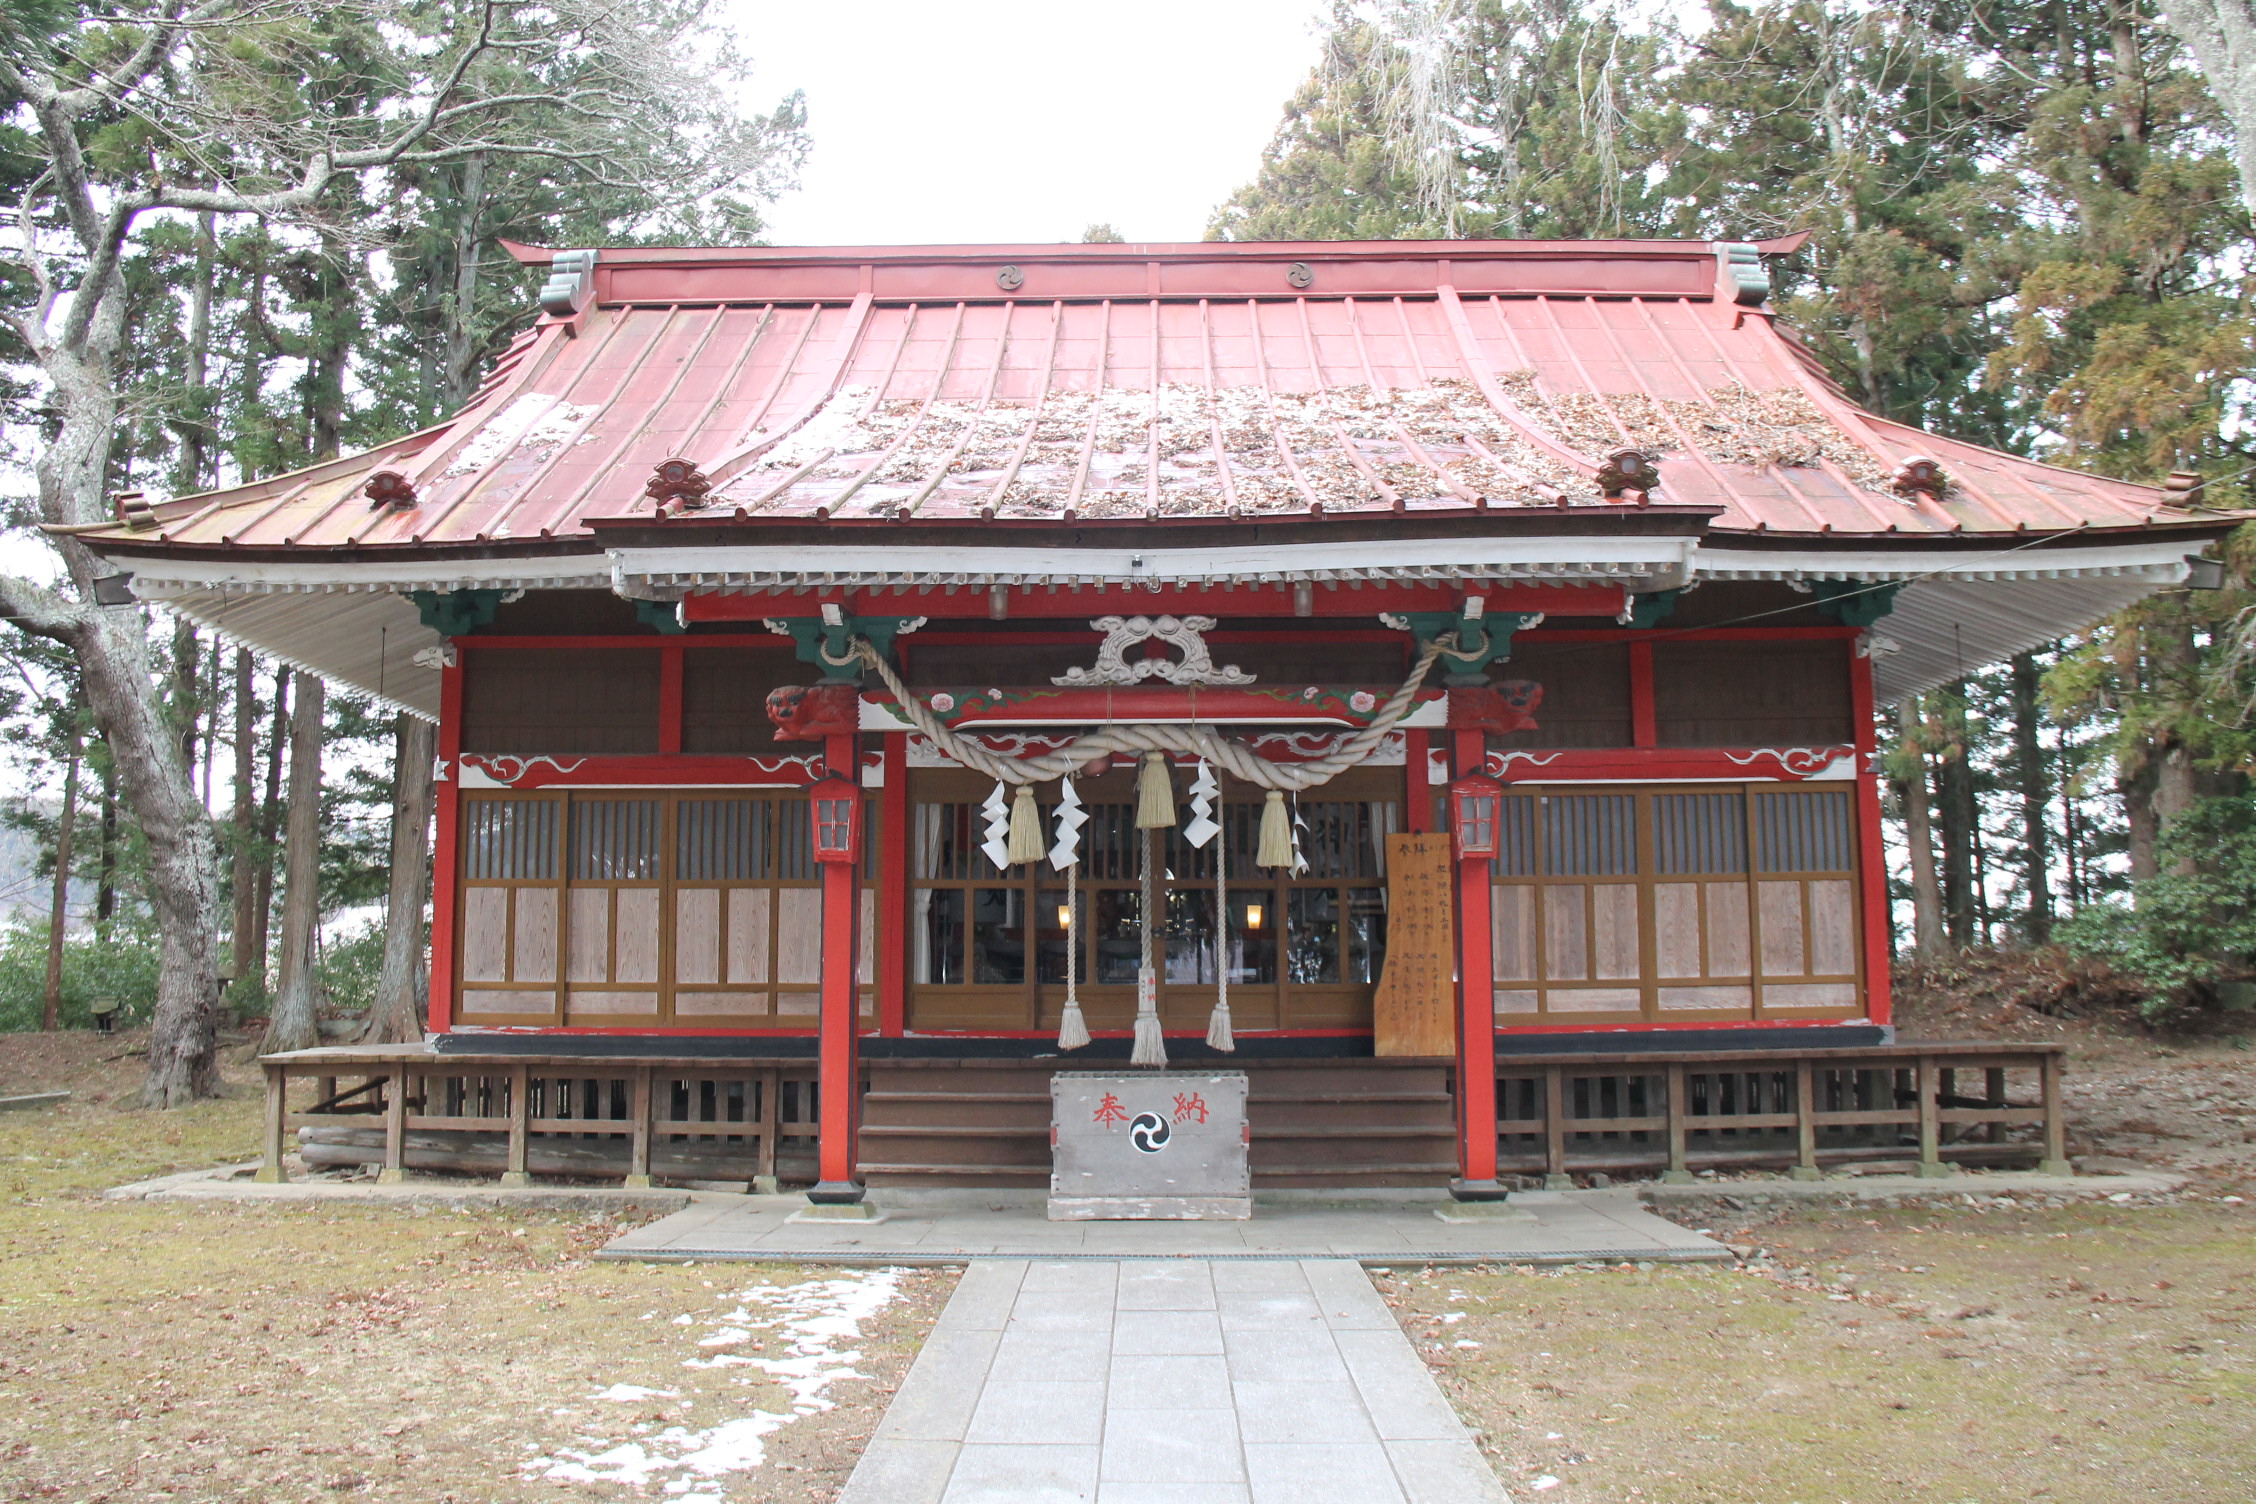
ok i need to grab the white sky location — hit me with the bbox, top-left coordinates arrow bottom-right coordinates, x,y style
733,0 -> 1328,246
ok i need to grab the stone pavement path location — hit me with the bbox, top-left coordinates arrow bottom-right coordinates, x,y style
839,1258 -> 1511,1504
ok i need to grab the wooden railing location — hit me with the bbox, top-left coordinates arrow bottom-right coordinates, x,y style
258,1048 -> 822,1188
1496,1043 -> 2068,1184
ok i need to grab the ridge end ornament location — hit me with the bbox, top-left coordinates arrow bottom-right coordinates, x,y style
646,457 -> 713,511
1053,615 -> 1256,686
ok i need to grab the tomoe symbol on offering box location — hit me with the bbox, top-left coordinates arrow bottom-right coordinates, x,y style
1128,1112 -> 1171,1153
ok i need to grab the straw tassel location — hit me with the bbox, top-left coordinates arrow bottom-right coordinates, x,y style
1205,991 -> 1233,1052
1134,751 -> 1175,830
1007,782 -> 1044,866
1131,827 -> 1167,1067
1257,789 -> 1293,868
1057,863 -> 1090,1051
1206,804 -> 1234,1053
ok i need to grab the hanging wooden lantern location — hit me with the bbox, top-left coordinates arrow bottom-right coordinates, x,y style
810,776 -> 861,864
1450,775 -> 1503,860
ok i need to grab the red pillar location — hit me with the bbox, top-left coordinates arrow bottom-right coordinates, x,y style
426,657 -> 465,1034
1850,645 -> 1891,1028
1405,729 -> 1431,832
810,731 -> 865,1204
878,733 -> 909,1035
1450,727 -> 1504,1198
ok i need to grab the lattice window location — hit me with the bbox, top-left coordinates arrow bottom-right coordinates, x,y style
1494,783 -> 1862,1026
454,791 -> 871,1029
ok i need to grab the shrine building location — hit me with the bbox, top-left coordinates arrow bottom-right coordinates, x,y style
79,238 -> 2234,1200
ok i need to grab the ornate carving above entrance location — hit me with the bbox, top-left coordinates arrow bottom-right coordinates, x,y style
1053,615 -> 1255,687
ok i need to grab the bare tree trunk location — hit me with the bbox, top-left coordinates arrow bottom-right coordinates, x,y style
41,725 -> 81,1031
228,648 -> 258,996
362,715 -> 437,1043
1,352 -> 226,1106
251,666 -> 289,979
1933,682 -> 1978,949
264,671 -> 325,1054
95,762 -> 115,936
1897,697 -> 1946,958
2161,1 -> 2256,212
442,151 -> 488,409
2010,651 -> 2054,942
2154,618 -> 2204,876
170,616 -> 200,773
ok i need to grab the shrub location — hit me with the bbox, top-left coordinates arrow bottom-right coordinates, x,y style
2056,794 -> 2256,1023
316,919 -> 388,1017
0,914 -> 163,1031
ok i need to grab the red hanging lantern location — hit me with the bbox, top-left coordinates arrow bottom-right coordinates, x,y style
810,776 -> 861,864
1450,775 -> 1503,860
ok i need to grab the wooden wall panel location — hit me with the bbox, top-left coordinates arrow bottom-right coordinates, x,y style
1809,879 -> 1856,974
1652,640 -> 1852,747
675,890 -> 721,985
728,889 -> 772,983
1653,884 -> 1700,976
1705,883 -> 1751,975
1498,641 -> 1633,748
675,991 -> 770,1016
1543,886 -> 1589,980
514,889 -> 557,983
1765,982 -> 1856,1009
1493,886 -> 1537,982
1591,885 -> 1640,980
1547,987 -> 1639,1012
568,890 -> 611,982
457,988 -> 555,1014
461,650 -> 660,754
776,890 -> 822,983
569,991 -> 659,1016
1758,881 -> 1806,975
681,645 -> 801,754
1659,985 -> 1752,1011
461,891 -> 509,982
1494,988 -> 1540,1016
859,889 -> 877,983
614,890 -> 661,983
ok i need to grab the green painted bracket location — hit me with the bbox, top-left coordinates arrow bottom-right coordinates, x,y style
633,599 -> 686,635
1810,578 -> 1904,628
1399,610 -> 1543,681
408,588 -> 511,637
766,615 -> 923,682
1622,588 -> 1681,628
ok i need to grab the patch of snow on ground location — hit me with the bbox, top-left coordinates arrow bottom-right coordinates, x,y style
523,1267 -> 907,1495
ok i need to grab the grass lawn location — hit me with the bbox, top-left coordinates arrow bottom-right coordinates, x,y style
0,1032 -> 954,1503
1384,1199 -> 2255,1504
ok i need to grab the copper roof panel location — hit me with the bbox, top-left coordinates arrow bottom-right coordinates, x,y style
86,239 -> 2218,556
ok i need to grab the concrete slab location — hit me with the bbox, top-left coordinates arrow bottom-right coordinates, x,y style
838,1257 -> 1508,1504
598,1189 -> 1731,1267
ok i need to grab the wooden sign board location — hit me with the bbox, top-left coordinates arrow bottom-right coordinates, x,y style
1373,833 -> 1456,1058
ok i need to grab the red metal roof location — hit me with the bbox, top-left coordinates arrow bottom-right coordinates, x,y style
87,239 -> 2203,556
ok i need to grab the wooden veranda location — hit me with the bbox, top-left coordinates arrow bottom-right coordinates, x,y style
256,1040 -> 2071,1191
